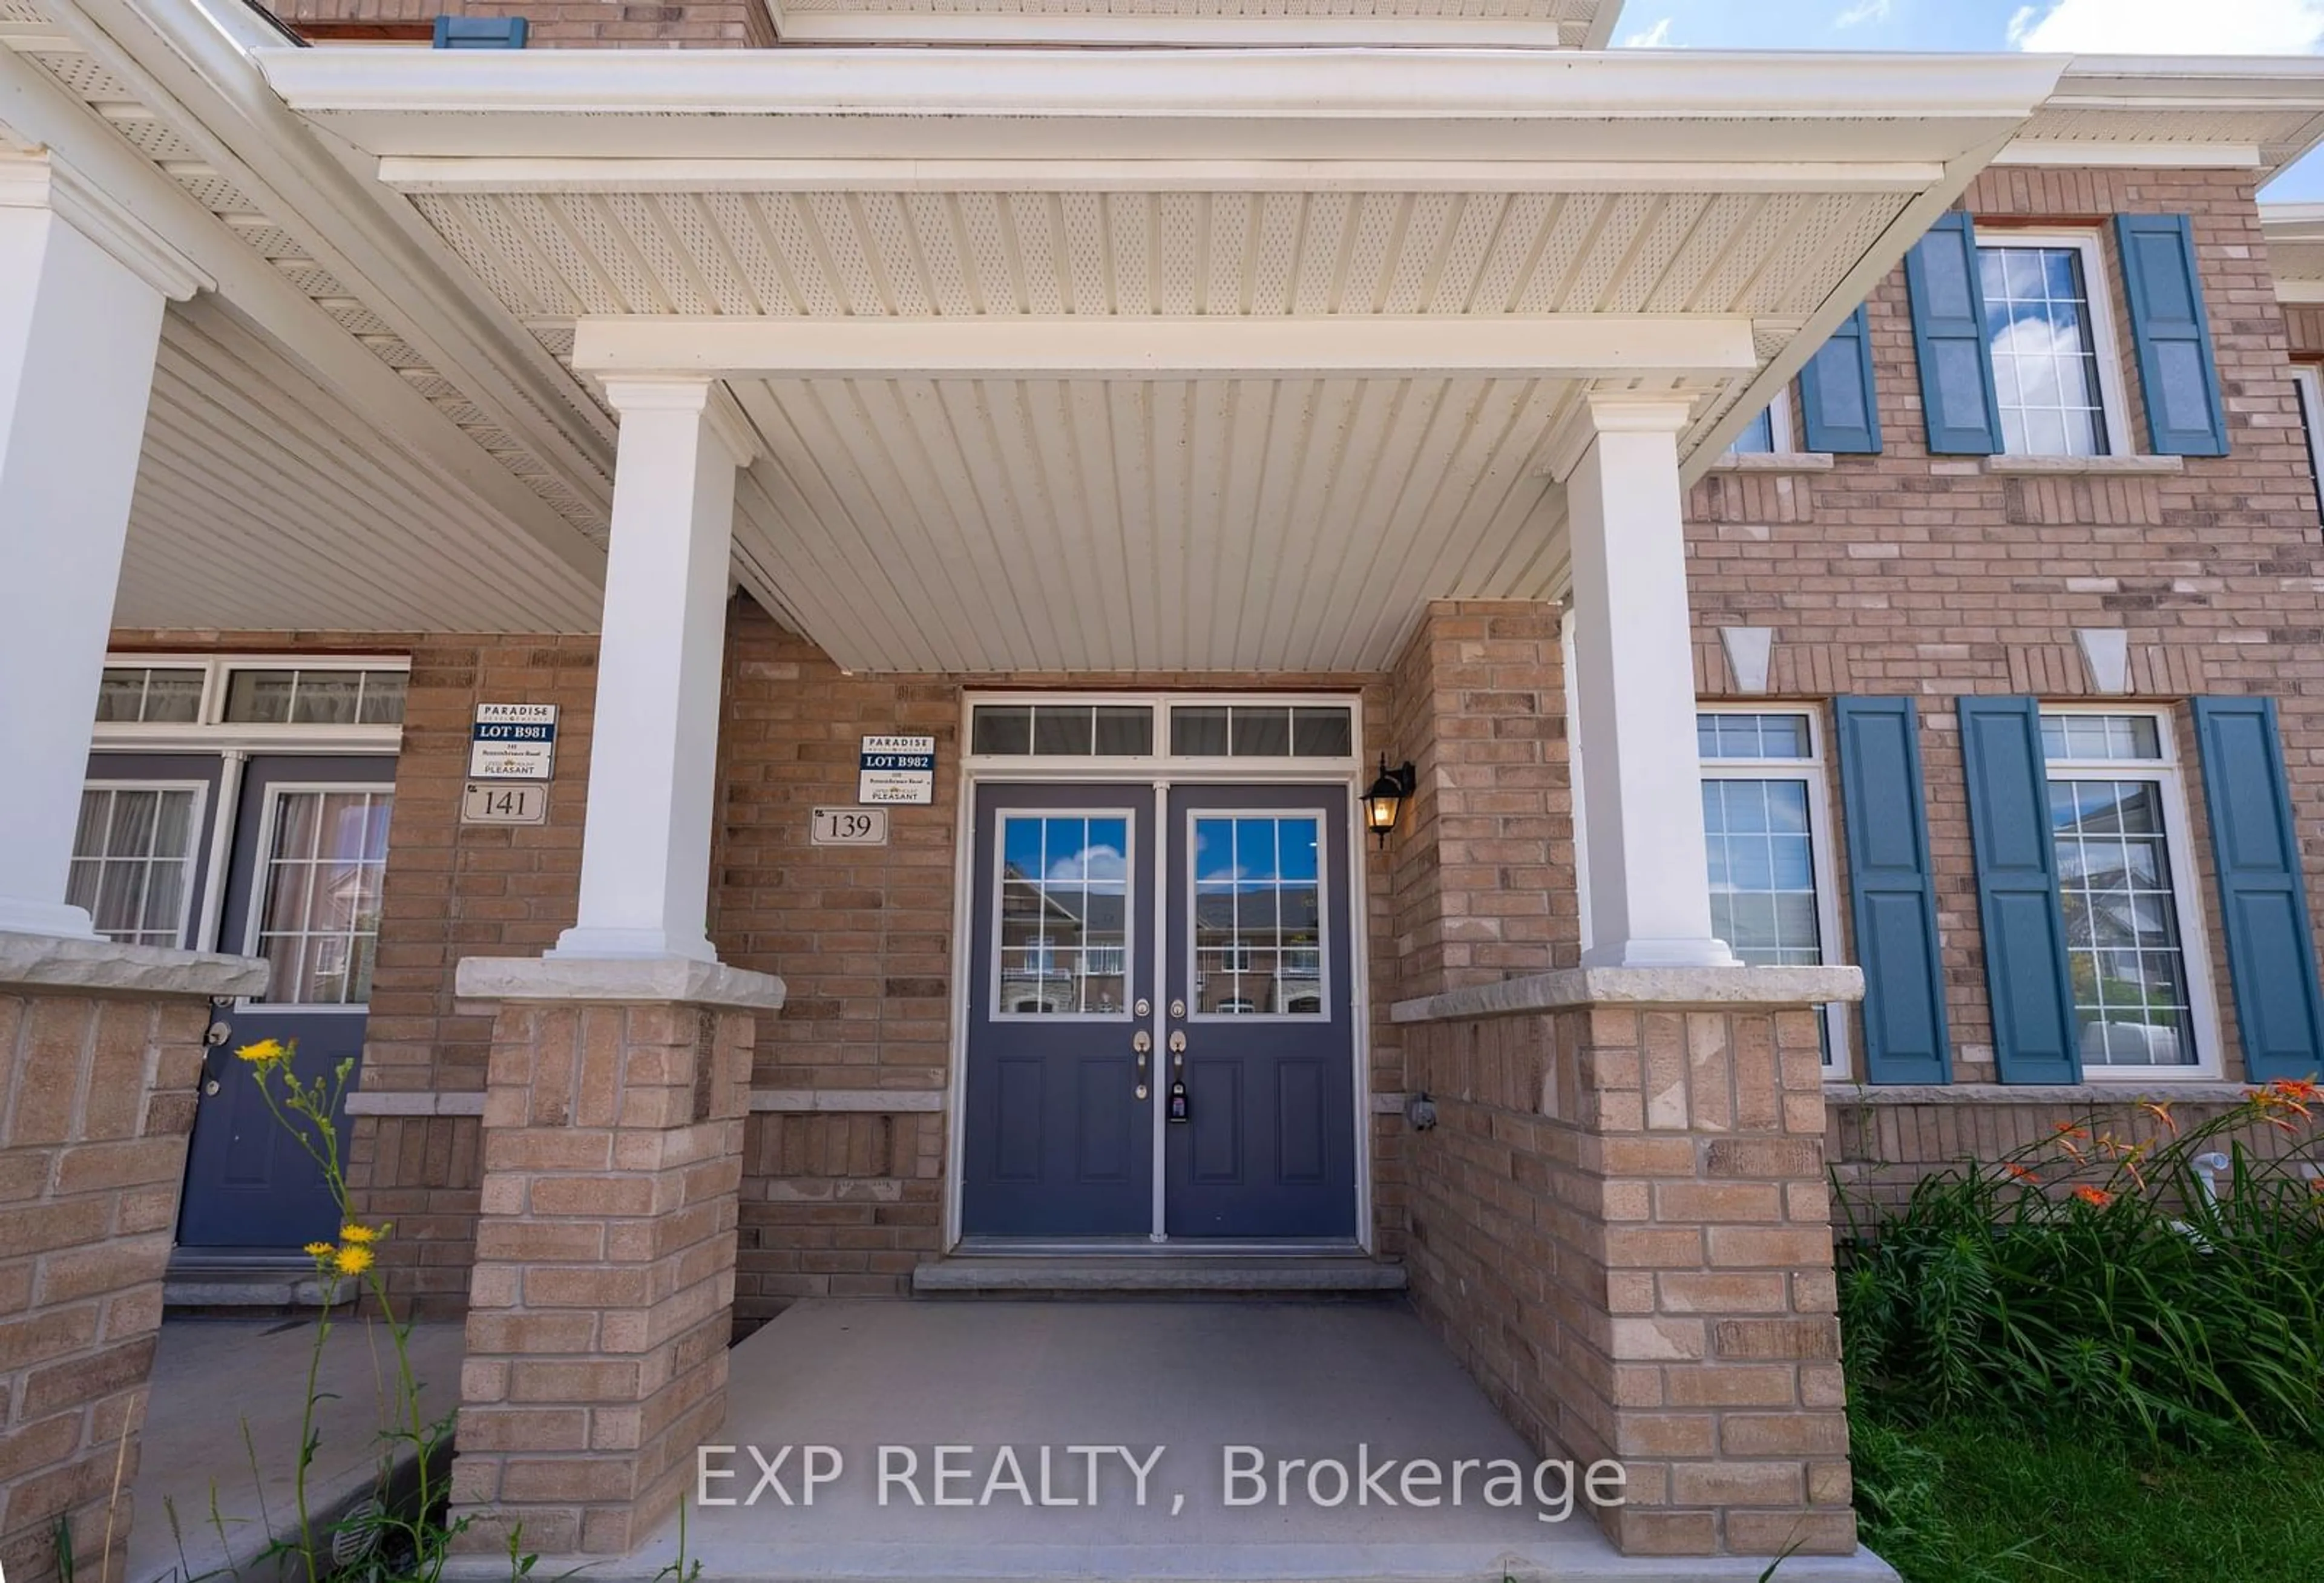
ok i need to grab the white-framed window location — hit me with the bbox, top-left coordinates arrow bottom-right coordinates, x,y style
993,810 -> 1135,1020
1698,707 -> 1850,1075
2293,364 -> 2324,530
1975,229 -> 2134,459
1189,810 -> 1330,1020
67,784 -> 207,948
245,786 -> 395,1008
92,655 -> 409,744
2039,707 -> 2221,1076
1727,387 -> 1797,456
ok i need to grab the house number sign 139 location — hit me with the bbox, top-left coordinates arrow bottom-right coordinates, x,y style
812,807 -> 889,846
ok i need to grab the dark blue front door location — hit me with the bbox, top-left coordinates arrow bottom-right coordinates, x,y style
179,756 -> 396,1249
960,779 -> 1357,1241
1164,786 -> 1356,1238
962,785 -> 1155,1237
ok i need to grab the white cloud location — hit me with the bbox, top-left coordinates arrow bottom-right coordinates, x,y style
1835,0 -> 1892,25
2009,0 -> 2324,51
1048,845 -> 1126,883
1621,16 -> 1674,47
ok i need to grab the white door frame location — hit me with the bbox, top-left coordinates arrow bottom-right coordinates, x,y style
944,690 -> 1374,1254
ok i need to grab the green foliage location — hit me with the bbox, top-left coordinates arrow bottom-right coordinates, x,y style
1835,1083 -> 2324,1450
211,1040 -> 536,1583
1848,1414 -> 2324,1583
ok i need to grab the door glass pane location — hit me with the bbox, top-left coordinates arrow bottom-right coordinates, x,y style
994,814 -> 1131,1016
65,785 -> 202,947
2050,778 -> 2194,1066
1190,814 -> 1327,1017
252,790 -> 394,1006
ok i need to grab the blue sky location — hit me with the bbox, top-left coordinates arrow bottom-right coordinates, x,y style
1613,0 -> 2324,200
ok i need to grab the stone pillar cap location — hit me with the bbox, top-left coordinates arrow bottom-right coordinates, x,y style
455,953 -> 787,1011
0,930 -> 266,998
1391,964 -> 1864,1024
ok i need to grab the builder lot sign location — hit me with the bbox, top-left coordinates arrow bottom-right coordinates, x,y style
470,703 -> 558,779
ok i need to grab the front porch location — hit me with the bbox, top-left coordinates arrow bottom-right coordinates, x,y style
545,1297 -> 1894,1583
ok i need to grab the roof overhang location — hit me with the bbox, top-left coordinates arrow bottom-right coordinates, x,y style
2265,202 -> 2324,304
1998,55 -> 2324,181
255,44 -> 2064,670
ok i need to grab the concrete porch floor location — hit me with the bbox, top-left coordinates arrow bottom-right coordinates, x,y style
590,1299 -> 1897,1583
129,1316 -> 467,1583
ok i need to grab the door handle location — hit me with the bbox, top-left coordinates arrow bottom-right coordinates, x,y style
1132,1029 -> 1152,1099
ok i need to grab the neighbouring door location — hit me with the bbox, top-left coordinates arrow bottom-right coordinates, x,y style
178,756 -> 395,1249
1164,786 -> 1356,1238
959,779 -> 1357,1241
961,785 -> 1155,1237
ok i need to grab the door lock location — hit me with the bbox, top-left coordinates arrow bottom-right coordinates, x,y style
1167,1029 -> 1187,1054
1169,998 -> 1186,1019
1132,1030 -> 1152,1054
1134,997 -> 1151,1018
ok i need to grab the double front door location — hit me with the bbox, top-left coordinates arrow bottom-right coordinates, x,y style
961,782 -> 1357,1241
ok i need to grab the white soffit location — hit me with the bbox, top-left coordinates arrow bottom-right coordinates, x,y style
726,374 -> 1578,673
2264,203 -> 2324,303
116,300 -> 606,634
410,189 -> 1913,323
2007,56 -> 2324,179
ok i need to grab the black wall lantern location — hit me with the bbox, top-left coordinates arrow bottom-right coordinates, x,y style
1362,756 -> 1416,847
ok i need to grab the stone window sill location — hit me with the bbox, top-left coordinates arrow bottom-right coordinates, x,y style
1826,1080 -> 2254,1104
1704,451 -> 1835,474
1980,453 -> 2185,476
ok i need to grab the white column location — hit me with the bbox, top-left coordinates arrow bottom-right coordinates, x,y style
0,157 -> 204,938
550,378 -> 753,963
1560,395 -> 1738,969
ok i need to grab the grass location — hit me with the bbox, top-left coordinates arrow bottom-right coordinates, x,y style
1851,1410 -> 2324,1583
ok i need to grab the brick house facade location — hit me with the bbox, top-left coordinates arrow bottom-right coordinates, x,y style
9,2 -> 2324,1576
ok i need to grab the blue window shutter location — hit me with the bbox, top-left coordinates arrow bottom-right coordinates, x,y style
433,15 -> 530,47
1833,697 -> 1951,1083
1797,305 -> 1883,454
2192,698 -> 2324,1081
1958,697 -> 2079,1083
2115,215 -> 2229,457
1903,212 -> 2003,455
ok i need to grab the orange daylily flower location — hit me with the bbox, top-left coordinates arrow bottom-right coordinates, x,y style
2072,1185 -> 2114,1208
2005,1162 -> 2041,1182
2138,1100 -> 2179,1134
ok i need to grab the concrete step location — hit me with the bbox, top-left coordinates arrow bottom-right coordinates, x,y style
163,1251 -> 335,1310
912,1254 -> 1408,1297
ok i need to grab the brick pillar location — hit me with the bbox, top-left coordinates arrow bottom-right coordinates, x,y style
1398,968 -> 1862,1559
449,957 -> 782,1556
0,937 -> 265,1583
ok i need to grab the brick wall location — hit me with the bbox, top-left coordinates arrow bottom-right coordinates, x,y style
1689,165 -> 2324,1087
1384,601 -> 1581,998
1404,1000 -> 1852,1558
258,0 -> 776,47
0,989 -> 212,1583
713,603 -> 1412,1315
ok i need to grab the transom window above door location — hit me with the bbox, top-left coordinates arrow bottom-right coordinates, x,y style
93,655 -> 410,738
964,695 -> 1361,767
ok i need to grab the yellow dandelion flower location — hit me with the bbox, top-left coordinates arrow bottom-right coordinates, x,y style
303,1241 -> 335,1259
333,1244 -> 375,1277
236,1038 -> 289,1067
339,1224 -> 381,1245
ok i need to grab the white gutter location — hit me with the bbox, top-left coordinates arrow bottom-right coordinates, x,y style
38,0 -> 618,519
258,46 -> 2070,123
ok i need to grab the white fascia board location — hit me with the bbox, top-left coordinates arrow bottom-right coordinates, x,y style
2263,203 -> 2324,244
376,156 -> 1946,195
0,46 -> 605,586
42,0 -> 617,506
1994,140 -> 2262,169
573,314 -> 1759,381
770,15 -> 1581,47
2277,280 -> 2324,304
258,45 -> 2067,127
